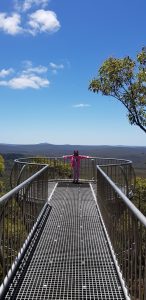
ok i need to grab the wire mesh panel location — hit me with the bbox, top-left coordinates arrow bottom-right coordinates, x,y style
96,166 -> 146,300
0,166 -> 49,287
4,183 -> 126,299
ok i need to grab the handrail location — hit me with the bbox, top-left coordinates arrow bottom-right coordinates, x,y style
0,163 -> 49,286
0,165 -> 48,205
96,165 -> 146,299
14,156 -> 133,165
10,156 -> 135,194
97,165 -> 146,227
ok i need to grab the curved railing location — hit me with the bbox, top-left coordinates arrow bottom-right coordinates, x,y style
10,156 -> 136,197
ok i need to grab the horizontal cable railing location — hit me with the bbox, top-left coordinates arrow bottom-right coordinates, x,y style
0,164 -> 49,289
96,165 -> 146,300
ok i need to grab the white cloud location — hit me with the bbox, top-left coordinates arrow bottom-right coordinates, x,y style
8,75 -> 50,89
23,65 -> 48,74
0,68 -> 14,78
28,9 -> 60,35
49,62 -> 64,70
0,62 -> 50,89
0,75 -> 49,89
73,104 -> 91,108
0,13 -> 22,35
14,0 -> 49,12
49,62 -> 64,74
21,60 -> 33,69
0,2 -> 61,36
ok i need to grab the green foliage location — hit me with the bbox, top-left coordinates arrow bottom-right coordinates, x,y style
0,155 -> 5,195
0,155 -> 4,173
133,177 -> 146,215
0,181 -> 4,193
89,47 -> 146,133
32,157 -> 72,179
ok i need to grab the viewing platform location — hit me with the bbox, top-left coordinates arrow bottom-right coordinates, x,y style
0,157 -> 146,299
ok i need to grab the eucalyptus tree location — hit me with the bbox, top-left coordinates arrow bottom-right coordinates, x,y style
89,47 -> 146,133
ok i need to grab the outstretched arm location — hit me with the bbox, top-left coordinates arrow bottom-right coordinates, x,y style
63,155 -> 73,159
79,155 -> 90,159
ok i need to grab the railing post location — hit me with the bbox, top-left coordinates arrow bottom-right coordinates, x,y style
91,159 -> 95,181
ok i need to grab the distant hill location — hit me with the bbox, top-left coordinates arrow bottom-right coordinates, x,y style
0,143 -> 146,171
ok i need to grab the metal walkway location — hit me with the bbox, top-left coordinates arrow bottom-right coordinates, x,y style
4,182 -> 126,300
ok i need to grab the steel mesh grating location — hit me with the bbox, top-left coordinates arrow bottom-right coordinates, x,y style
4,182 -> 126,299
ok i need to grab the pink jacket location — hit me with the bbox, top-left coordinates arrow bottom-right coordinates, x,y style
63,155 -> 89,168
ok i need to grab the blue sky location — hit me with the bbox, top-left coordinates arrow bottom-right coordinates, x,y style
0,0 -> 146,146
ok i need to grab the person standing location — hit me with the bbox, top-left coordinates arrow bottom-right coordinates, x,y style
63,150 -> 90,183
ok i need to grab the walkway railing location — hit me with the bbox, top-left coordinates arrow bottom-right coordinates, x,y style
96,165 -> 146,300
0,164 -> 48,288
10,156 -> 135,195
